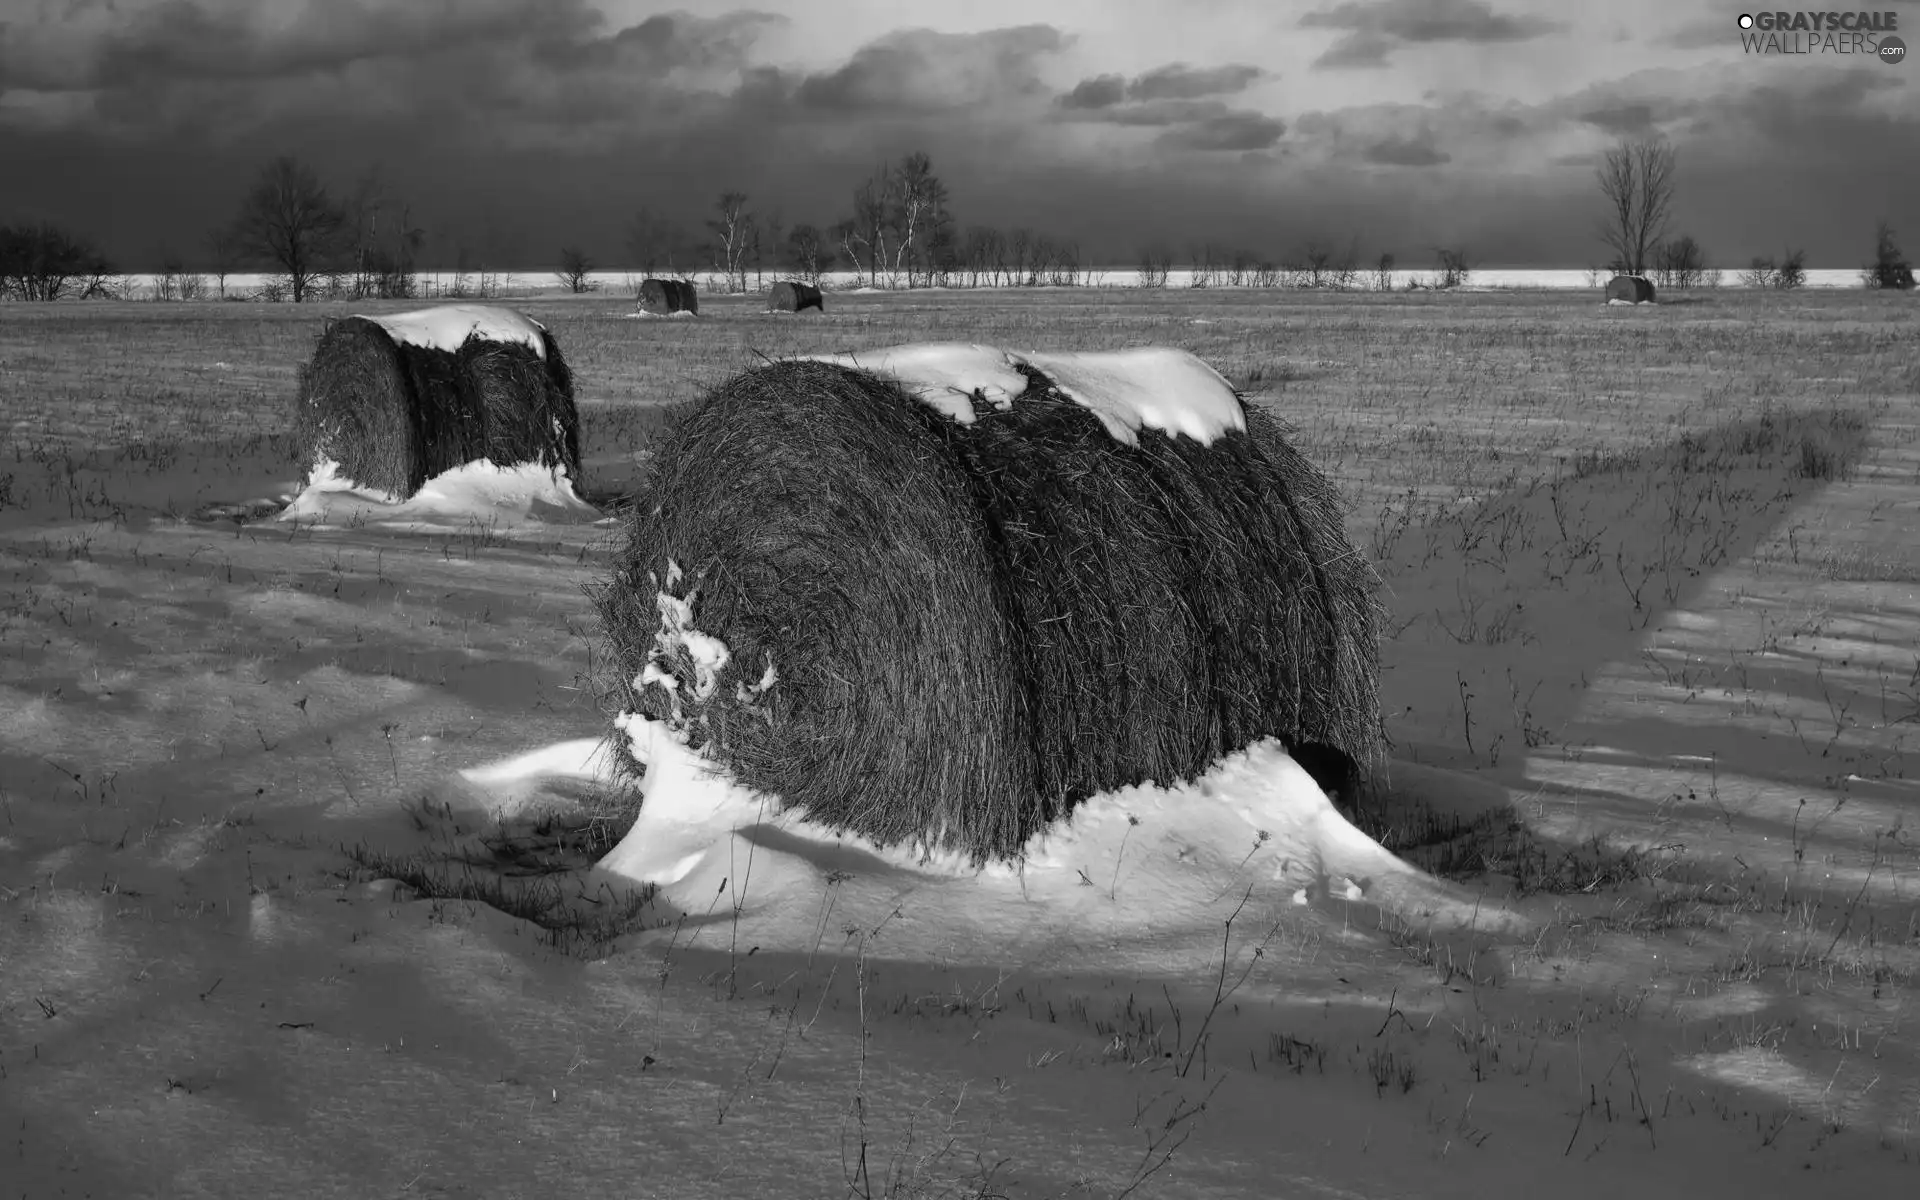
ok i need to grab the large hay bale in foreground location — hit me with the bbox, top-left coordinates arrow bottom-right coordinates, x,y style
594,351 -> 1383,865
768,280 -> 824,313
1604,275 -> 1656,304
637,278 -> 697,315
293,305 -> 580,500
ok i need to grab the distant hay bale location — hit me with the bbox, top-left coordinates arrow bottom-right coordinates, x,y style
293,305 -> 580,501
768,280 -> 824,313
637,278 -> 698,315
1604,275 -> 1656,304
592,350 -> 1384,865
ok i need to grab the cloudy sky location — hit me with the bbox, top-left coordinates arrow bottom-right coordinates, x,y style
1,0 -> 1914,268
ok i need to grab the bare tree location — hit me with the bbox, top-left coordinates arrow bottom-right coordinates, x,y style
1740,256 -> 1779,289
1008,229 -> 1039,285
1865,221 -> 1915,289
786,223 -> 825,283
203,224 -> 238,299
1776,247 -> 1806,289
925,220 -> 958,286
1187,241 -> 1217,288
1330,236 -> 1362,289
886,152 -> 950,287
1742,248 -> 1806,290
153,251 -> 182,301
1651,234 -> 1710,288
337,167 -> 423,300
1596,138 -> 1677,277
0,222 -> 116,301
1300,240 -> 1334,288
155,249 -> 206,301
625,206 -> 684,275
1136,244 -> 1172,288
1374,252 -> 1396,292
757,211 -> 783,291
842,167 -> 891,287
1435,247 -> 1471,288
706,191 -> 754,292
830,219 -> 859,279
231,156 -> 346,302
555,246 -> 594,293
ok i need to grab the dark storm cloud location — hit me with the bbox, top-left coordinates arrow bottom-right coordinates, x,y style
1063,97 -> 1286,151
1058,60 -> 1266,109
1363,134 -> 1450,166
1290,98 -> 1530,166
535,9 -> 786,72
1053,59 -> 1275,151
1577,102 -> 1661,136
1311,31 -> 1396,68
1168,110 -> 1287,151
1058,72 -> 1127,109
1126,62 -> 1266,101
792,25 -> 1069,113
0,0 -> 601,91
1300,0 -> 1563,69
4,3 -> 1913,272
1065,98 -> 1232,127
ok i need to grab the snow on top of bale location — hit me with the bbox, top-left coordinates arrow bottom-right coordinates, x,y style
366,304 -> 548,359
1020,348 -> 1245,446
800,343 -> 1027,424
797,343 -> 1245,445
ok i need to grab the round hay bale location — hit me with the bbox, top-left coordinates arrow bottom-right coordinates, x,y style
591,361 -> 1037,856
769,280 -> 824,313
594,354 -> 1383,864
638,278 -> 698,315
293,306 -> 581,500
1604,275 -> 1656,304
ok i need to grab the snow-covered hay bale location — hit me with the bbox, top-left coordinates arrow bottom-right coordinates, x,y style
768,280 -> 824,313
1604,275 -> 1656,304
637,278 -> 697,315
292,305 -> 580,501
593,346 -> 1383,866
594,362 -> 1031,856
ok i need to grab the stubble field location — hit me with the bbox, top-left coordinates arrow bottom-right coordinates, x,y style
2,286 -> 1918,1198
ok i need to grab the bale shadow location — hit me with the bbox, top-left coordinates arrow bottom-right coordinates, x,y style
1350,400 -> 1881,886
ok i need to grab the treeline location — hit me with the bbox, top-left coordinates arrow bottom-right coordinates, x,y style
1,144 -> 1913,300
613,151 -> 1486,294
0,223 -> 118,301
614,152 -> 1096,292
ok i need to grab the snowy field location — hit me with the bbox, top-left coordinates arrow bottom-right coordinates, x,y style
2,286 -> 1918,1197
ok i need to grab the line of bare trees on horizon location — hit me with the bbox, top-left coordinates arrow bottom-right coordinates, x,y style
1592,136 -> 1914,293
2,141 -> 1913,301
611,152 -> 1099,295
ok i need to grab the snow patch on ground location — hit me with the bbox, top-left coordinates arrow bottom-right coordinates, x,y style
278,457 -> 600,528
492,715 -> 1501,967
365,304 -> 548,357
797,343 -> 1246,445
